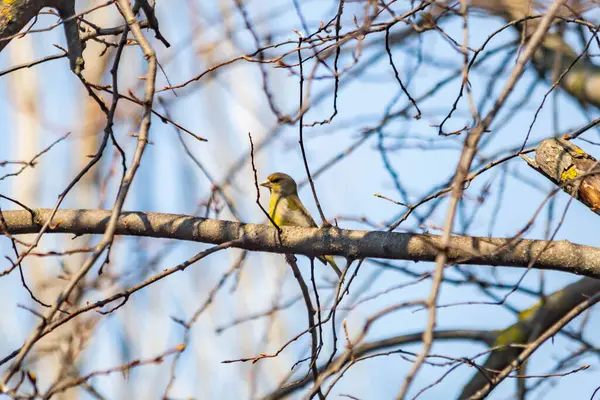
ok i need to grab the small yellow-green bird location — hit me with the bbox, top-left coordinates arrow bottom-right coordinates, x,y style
260,172 -> 342,278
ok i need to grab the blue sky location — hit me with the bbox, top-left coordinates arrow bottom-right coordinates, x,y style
1,1 -> 599,398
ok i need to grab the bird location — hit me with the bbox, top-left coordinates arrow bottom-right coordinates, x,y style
260,172 -> 342,278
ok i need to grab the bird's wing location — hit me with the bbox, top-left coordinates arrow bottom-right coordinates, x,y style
280,195 -> 338,273
286,196 -> 332,267
284,195 -> 318,228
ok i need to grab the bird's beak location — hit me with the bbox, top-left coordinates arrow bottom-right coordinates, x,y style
260,180 -> 272,189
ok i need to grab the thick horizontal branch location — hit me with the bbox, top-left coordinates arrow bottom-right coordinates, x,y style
2,209 -> 600,277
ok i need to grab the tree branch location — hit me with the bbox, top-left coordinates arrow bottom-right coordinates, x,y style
2,209 -> 600,277
459,277 -> 600,398
0,0 -> 84,73
522,138 -> 600,215
263,329 -> 495,400
464,278 -> 600,399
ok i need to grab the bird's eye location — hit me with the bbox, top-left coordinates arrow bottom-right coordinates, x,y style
272,178 -> 280,183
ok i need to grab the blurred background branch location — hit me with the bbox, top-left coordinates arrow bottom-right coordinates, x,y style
2,0 -> 600,398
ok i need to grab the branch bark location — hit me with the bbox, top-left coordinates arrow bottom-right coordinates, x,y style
522,138 -> 600,214
2,209 -> 600,277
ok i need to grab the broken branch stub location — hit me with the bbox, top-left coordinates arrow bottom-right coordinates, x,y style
523,138 -> 600,214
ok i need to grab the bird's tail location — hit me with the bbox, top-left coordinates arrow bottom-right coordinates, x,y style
317,255 -> 342,278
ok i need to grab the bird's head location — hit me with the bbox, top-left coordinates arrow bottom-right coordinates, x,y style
260,172 -> 297,196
